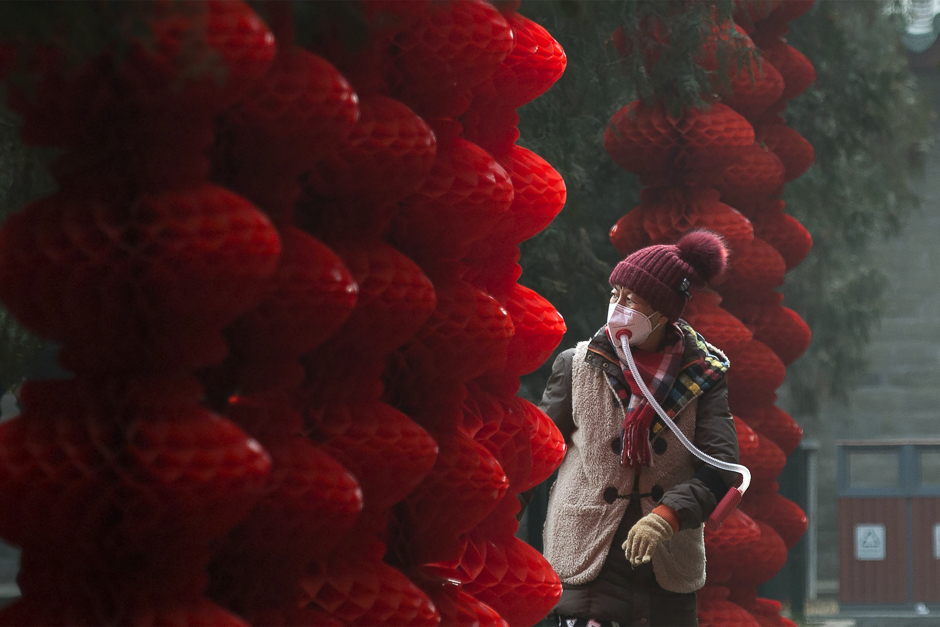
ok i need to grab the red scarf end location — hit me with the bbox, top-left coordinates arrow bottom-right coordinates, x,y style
621,403 -> 656,470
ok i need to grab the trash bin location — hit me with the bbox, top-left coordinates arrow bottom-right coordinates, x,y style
837,440 -> 940,610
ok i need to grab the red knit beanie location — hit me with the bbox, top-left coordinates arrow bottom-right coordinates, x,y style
609,230 -> 729,321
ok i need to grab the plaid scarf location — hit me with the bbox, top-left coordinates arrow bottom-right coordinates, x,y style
606,326 -> 683,470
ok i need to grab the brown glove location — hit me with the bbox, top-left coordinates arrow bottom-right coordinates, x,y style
622,511 -> 675,566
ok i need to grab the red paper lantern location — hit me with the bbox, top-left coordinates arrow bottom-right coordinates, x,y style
0,185 -> 281,374
207,434 -> 363,588
303,557 -> 440,626
402,430 -> 509,564
762,41 -> 816,101
209,400 -> 364,614
462,243 -> 522,304
729,522 -> 788,587
453,588 -> 508,627
143,0 -> 276,106
395,130 -> 514,263
704,509 -> 761,584
306,241 -> 437,368
461,534 -> 563,627
392,0 -> 514,118
460,101 -> 520,169
723,238 -> 787,291
460,382 -> 501,441
741,488 -> 807,550
682,289 -> 753,360
725,291 -> 812,365
610,206 -> 652,258
748,597 -> 800,627
769,0 -> 815,23
502,145 -> 567,244
733,0 -> 780,31
221,228 -> 358,391
725,339 -> 786,407
0,379 -> 271,624
716,143 -> 785,212
697,586 -> 760,627
0,597 -> 253,627
756,122 -> 815,182
420,578 -> 508,627
734,415 -> 760,461
211,48 -> 360,223
304,400 -> 438,513
698,22 -> 754,72
737,405 -> 803,456
397,280 -> 515,383
245,606 -> 343,627
222,397 -> 364,556
724,55 -> 785,120
482,12 -> 567,108
0,378 -> 270,548
425,531 -> 485,585
518,399 -> 566,492
304,95 -> 437,207
740,434 -> 787,483
473,489 -> 524,544
219,49 -> 358,169
636,187 -> 755,255
604,101 -> 755,185
751,201 -> 813,272
488,395 -> 537,491
11,0 -> 275,148
503,283 -> 566,376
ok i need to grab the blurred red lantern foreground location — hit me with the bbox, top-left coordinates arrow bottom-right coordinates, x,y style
0,2 -> 568,626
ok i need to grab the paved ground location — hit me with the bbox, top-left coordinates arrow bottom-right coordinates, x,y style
803,599 -> 940,627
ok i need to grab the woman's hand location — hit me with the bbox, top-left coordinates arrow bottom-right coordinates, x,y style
622,512 -> 674,566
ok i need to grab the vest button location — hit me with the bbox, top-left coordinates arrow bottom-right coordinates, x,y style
650,484 -> 665,502
603,487 -> 618,504
602,362 -> 609,370
653,438 -> 668,455
611,437 -> 621,455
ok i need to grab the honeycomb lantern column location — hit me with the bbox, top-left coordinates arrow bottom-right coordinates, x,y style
291,60 -> 443,627
0,2 -> 284,623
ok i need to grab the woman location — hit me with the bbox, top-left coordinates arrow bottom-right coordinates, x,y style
539,230 -> 740,627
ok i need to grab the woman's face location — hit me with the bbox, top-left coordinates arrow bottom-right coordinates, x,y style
610,285 -> 659,319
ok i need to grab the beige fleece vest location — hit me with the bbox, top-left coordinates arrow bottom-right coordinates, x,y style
542,341 -> 706,593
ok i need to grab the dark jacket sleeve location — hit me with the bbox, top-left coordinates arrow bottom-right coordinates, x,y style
538,348 -> 576,444
517,348 -> 576,516
658,377 -> 740,530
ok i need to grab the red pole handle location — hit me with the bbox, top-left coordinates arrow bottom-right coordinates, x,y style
706,487 -> 743,531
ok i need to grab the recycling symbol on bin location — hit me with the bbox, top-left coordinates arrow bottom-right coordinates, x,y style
861,530 -> 881,549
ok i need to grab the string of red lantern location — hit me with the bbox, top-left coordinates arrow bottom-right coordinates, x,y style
0,2 -> 283,624
0,1 -> 570,625
604,1 -> 816,624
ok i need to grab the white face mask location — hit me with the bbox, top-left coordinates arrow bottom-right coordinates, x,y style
607,303 -> 661,354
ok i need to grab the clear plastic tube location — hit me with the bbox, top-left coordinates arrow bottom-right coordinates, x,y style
619,334 -> 751,494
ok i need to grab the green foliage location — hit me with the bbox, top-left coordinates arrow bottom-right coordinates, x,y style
0,120 -> 51,390
0,2 -> 239,101
779,1 -> 929,416
515,0 -> 930,416
0,2 -> 145,67
602,0 -> 755,114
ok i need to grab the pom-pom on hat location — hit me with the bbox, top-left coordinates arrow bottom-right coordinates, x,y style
609,230 -> 728,321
